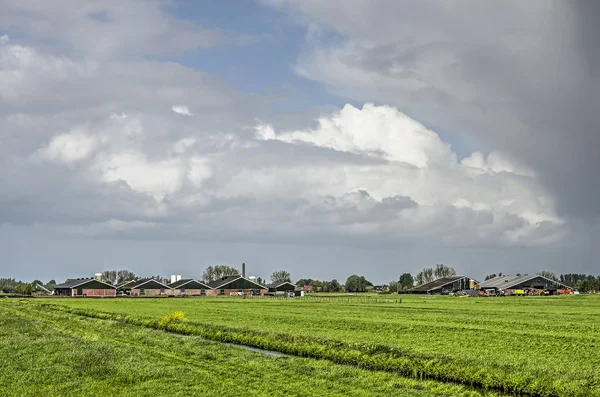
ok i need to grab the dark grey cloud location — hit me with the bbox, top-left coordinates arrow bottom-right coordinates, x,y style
271,0 -> 600,222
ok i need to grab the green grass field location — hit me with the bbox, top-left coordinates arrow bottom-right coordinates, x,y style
0,299 -> 502,397
3,295 -> 599,396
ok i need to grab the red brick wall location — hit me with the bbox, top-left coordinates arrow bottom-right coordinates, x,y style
82,288 -> 116,297
131,288 -> 165,296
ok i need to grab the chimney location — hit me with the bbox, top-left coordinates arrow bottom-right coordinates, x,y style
242,263 -> 246,278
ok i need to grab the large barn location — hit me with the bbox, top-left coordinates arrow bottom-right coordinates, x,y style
207,275 -> 268,296
54,278 -> 117,297
479,275 -> 572,295
407,276 -> 476,294
167,279 -> 212,296
267,281 -> 296,293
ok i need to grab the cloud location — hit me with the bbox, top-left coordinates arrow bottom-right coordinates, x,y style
36,131 -> 99,164
0,1 -> 223,58
172,105 -> 193,116
266,0 -> 600,223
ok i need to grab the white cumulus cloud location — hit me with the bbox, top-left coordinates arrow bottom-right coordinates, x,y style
172,105 -> 193,116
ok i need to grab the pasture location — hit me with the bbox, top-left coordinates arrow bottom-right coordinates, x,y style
2,294 -> 599,396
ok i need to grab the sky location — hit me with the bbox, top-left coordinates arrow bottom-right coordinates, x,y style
1,0 -> 599,284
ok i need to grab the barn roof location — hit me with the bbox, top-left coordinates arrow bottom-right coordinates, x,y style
128,279 -> 170,289
168,279 -> 212,289
408,276 -> 470,293
116,280 -> 137,290
207,275 -> 266,290
54,278 -> 116,289
479,274 -> 572,290
267,281 -> 296,289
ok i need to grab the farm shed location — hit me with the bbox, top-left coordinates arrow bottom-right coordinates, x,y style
167,279 -> 212,296
116,279 -> 137,294
479,275 -> 572,295
207,275 -> 268,296
267,281 -> 296,293
407,276 -> 476,294
128,279 -> 171,296
54,278 -> 116,297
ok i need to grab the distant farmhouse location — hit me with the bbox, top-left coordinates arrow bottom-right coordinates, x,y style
54,278 -> 117,297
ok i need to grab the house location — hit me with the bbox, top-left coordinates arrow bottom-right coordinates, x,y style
479,275 -> 573,295
167,279 -> 212,296
207,275 -> 268,296
128,279 -> 171,296
407,276 -> 476,294
303,285 -> 313,292
53,278 -> 117,297
267,281 -> 296,293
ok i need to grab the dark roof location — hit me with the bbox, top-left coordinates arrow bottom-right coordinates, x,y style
207,275 -> 266,290
267,281 -> 296,289
408,276 -> 470,293
128,279 -> 170,289
117,280 -> 137,290
479,275 -> 572,290
168,279 -> 212,289
54,278 -> 116,289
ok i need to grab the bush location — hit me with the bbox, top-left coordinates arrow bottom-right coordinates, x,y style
157,311 -> 185,329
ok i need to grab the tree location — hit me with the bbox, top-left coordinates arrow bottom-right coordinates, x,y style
399,273 -> 414,290
345,275 -> 372,292
415,272 -> 424,286
202,265 -> 240,283
388,281 -> 399,293
485,274 -> 497,281
45,280 -> 56,289
31,279 -> 43,287
330,279 -> 342,292
102,270 -> 118,285
434,264 -> 456,279
537,270 -> 558,281
296,279 -> 312,287
117,270 -> 136,283
270,270 -> 291,283
424,268 -> 434,283
14,283 -> 32,296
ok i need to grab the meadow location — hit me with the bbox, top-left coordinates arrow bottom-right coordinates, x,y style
3,295 -> 599,396
0,299 -> 501,397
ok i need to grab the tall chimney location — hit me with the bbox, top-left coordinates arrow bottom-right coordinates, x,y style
242,263 -> 246,278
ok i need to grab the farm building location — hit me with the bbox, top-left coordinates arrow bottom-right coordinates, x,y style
479,275 -> 573,295
53,278 -> 116,297
207,275 -> 268,296
116,279 -> 137,292
167,279 -> 212,296
407,276 -> 476,294
267,281 -> 296,293
127,279 -> 171,296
